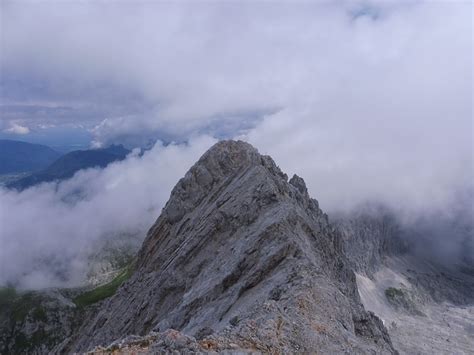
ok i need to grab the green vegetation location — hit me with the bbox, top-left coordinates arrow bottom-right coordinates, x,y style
14,329 -> 56,352
384,286 -> 424,316
1,294 -> 57,352
73,266 -> 134,308
0,262 -> 135,352
14,333 -> 29,351
0,287 -> 17,310
0,287 -> 48,323
32,305 -> 48,322
385,287 -> 404,300
12,292 -> 36,322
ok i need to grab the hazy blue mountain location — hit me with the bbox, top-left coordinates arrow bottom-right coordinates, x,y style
0,139 -> 61,174
7,145 -> 130,191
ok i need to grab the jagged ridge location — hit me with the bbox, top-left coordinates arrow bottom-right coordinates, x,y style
64,140 -> 395,353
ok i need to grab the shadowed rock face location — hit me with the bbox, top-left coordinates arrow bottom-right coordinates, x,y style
335,208 -> 408,277
67,140 -> 396,353
335,205 -> 474,355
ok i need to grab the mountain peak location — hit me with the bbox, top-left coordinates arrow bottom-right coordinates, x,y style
67,140 -> 395,354
192,139 -> 288,185
162,140 -> 289,225
200,139 -> 258,161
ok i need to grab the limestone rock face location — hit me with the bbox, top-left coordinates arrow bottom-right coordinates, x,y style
334,208 -> 407,277
68,140 -> 396,353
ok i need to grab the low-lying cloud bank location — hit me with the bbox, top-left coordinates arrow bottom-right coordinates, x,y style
0,133 -> 471,289
0,136 -> 216,289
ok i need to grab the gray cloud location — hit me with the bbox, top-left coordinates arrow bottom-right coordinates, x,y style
0,1 -> 472,287
1,2 -> 431,140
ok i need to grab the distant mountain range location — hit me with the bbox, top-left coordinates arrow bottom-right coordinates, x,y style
3,141 -> 130,191
0,139 -> 61,174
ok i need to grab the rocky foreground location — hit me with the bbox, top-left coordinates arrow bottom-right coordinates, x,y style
1,140 -> 472,354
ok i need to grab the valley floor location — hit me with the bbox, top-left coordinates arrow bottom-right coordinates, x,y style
356,259 -> 474,355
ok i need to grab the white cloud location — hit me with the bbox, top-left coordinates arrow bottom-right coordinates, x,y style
3,2 -> 461,140
4,122 -> 30,135
0,1 -> 472,288
0,136 -> 216,289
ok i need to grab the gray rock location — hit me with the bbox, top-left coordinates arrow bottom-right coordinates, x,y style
336,204 -> 474,354
333,206 -> 407,277
66,140 -> 396,354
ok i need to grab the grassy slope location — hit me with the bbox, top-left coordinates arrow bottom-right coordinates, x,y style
73,266 -> 134,307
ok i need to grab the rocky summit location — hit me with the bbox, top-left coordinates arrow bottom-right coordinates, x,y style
60,140 -> 395,353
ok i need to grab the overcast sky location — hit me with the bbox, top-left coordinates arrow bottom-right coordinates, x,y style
0,0 -> 472,288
